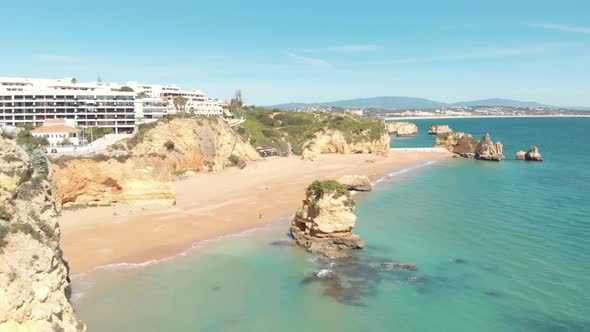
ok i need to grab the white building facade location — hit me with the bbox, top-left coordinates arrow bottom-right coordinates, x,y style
0,77 -> 224,130
31,119 -> 81,146
0,77 -> 135,133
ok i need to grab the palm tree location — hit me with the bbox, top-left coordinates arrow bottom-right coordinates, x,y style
173,96 -> 188,112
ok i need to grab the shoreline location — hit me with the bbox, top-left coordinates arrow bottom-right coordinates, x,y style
60,151 -> 453,275
383,114 -> 590,121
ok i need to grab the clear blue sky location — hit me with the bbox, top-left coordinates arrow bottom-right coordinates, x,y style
1,0 -> 588,106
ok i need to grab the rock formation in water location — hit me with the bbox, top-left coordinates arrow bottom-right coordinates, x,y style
435,132 -> 480,156
290,180 -> 364,255
50,116 -> 259,206
435,132 -> 504,161
524,145 -> 543,161
0,136 -> 85,331
474,134 -> 505,161
386,122 -> 418,137
428,124 -> 453,135
515,151 -> 526,160
300,128 -> 390,161
337,175 -> 372,192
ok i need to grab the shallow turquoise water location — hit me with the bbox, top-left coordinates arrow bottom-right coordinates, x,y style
73,118 -> 590,331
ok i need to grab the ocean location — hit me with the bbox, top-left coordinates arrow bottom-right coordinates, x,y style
72,117 -> 590,332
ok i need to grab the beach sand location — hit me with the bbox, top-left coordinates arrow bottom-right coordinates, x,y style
60,150 -> 452,274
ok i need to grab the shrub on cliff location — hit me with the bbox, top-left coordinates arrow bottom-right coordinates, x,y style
306,180 -> 355,207
164,140 -> 175,151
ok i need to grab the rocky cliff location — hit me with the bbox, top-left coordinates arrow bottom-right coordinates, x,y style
428,124 -> 453,135
386,122 -> 418,137
290,181 -> 364,255
0,136 -> 85,331
435,132 -> 504,161
300,129 -> 390,161
50,116 -> 259,206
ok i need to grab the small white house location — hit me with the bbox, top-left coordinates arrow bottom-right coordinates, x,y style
31,119 -> 81,146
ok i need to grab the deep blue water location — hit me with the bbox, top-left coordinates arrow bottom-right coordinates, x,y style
73,117 -> 590,331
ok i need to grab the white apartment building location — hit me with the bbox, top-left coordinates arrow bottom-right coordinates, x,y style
0,77 -> 136,133
127,81 -> 223,117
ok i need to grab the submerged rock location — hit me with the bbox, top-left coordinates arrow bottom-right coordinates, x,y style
428,124 -> 453,135
387,122 -> 418,137
337,175 -> 372,192
524,145 -> 543,161
290,180 -> 364,254
381,263 -> 418,271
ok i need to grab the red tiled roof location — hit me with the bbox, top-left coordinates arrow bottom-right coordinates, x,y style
44,119 -> 66,124
31,125 -> 80,133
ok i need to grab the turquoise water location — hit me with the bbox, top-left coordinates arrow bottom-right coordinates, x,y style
73,118 -> 590,331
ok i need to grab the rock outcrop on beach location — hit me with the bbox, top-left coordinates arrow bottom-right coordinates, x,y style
337,175 -> 372,192
435,132 -> 504,161
290,180 -> 364,254
0,136 -> 85,332
524,145 -> 543,161
300,128 -> 389,161
50,116 -> 258,206
386,122 -> 418,137
428,124 -> 453,135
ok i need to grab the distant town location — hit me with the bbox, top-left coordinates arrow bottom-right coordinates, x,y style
276,105 -> 590,119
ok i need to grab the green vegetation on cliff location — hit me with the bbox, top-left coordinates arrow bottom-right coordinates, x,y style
306,180 -> 355,208
236,107 -> 386,154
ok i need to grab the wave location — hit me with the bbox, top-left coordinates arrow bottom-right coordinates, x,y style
372,160 -> 439,185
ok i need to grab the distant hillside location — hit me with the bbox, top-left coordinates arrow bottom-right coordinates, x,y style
451,98 -> 555,109
267,96 -> 576,110
268,96 -> 445,110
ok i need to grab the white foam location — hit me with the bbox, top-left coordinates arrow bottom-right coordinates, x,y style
372,160 -> 438,186
316,269 -> 333,278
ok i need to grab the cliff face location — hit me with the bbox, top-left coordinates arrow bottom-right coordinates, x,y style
300,129 -> 390,161
290,181 -> 364,254
51,157 -> 175,206
50,117 -> 259,206
428,124 -> 453,135
435,132 -> 504,161
386,122 -> 418,137
129,117 -> 259,173
0,136 -> 85,332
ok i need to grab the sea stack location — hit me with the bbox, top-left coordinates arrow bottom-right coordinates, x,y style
524,145 -> 543,161
474,133 -> 505,161
290,180 -> 364,255
386,122 -> 418,137
435,132 -> 504,161
428,124 -> 453,135
337,175 -> 372,192
516,151 -> 526,160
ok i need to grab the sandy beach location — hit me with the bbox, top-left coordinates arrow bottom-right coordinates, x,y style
59,150 -> 452,275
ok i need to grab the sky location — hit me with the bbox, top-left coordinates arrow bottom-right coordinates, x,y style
0,0 -> 589,106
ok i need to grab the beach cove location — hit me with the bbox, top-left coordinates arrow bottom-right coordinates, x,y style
60,149 -> 452,275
